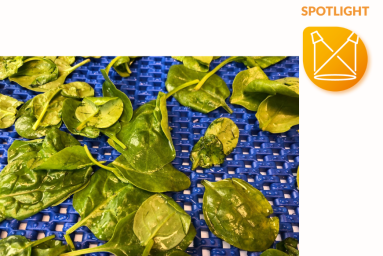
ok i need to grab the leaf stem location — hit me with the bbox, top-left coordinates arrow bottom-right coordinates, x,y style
27,234 -> 55,248
76,108 -> 100,131
125,62 -> 132,74
32,88 -> 62,130
23,57 -> 46,63
142,239 -> 154,256
64,234 -> 76,251
194,56 -> 238,90
84,144 -> 117,172
143,212 -> 175,246
105,56 -> 122,75
166,79 -> 199,99
65,59 -> 91,73
108,135 -> 127,149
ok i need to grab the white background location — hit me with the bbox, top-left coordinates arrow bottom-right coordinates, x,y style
3,0 -> 383,254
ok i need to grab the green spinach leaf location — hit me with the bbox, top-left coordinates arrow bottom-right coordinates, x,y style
108,56 -> 136,77
205,117 -> 239,155
0,93 -> 23,128
190,134 -> 225,170
202,178 -> 279,251
10,57 -> 59,87
32,239 -> 69,256
172,56 -> 215,72
111,91 -> 176,172
60,81 -> 94,99
75,97 -> 123,130
67,168 -> 153,240
276,237 -> 299,256
165,65 -> 232,114
101,69 -> 133,123
0,235 -> 55,256
15,114 -> 62,139
244,77 -> 299,98
0,56 -> 23,80
57,56 -> 75,65
260,249 -> 289,256
133,194 -> 191,252
256,94 -> 299,133
99,121 -> 127,149
61,98 -> 100,138
236,56 -> 286,69
230,66 -> 270,111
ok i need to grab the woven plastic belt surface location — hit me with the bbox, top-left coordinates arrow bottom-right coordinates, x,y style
0,56 -> 299,256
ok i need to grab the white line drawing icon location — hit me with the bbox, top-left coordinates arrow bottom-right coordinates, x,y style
311,31 -> 359,81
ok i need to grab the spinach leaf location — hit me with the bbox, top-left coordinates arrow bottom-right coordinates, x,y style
276,237 -> 299,256
8,139 -> 43,162
0,235 -> 55,256
100,121 -> 127,149
32,240 -> 69,256
15,114 -> 62,139
111,155 -> 191,192
230,65 -> 269,111
260,249 -> 289,256
165,65 -> 232,114
61,98 -> 100,138
57,56 -> 75,65
61,212 -> 145,256
172,56 -> 215,72
75,97 -> 123,130
112,92 -> 176,172
60,81 -> 94,99
256,94 -> 299,133
0,93 -> 23,128
0,56 -> 23,80
236,56 -> 286,69
205,117 -> 239,155
31,88 -> 64,130
67,168 -> 153,240
18,59 -> 90,92
107,56 -> 136,77
190,134 -> 225,170
133,194 -> 191,252
202,178 -> 279,251
10,57 -> 59,87
101,69 -> 133,123
0,129 -> 93,220
244,77 -> 299,98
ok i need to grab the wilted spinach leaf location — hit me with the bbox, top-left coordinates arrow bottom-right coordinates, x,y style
190,134 -> 225,170
0,93 -> 23,128
256,94 -> 299,133
0,56 -> 23,80
0,235 -> 55,256
60,81 -> 94,99
10,57 -> 59,88
230,66 -> 270,111
75,97 -> 123,130
276,237 -> 299,256
0,129 -> 93,221
236,56 -> 286,69
32,239 -> 70,256
133,194 -> 191,253
111,91 -> 176,172
101,69 -> 133,123
172,56 -> 216,72
205,117 -> 239,155
165,65 -> 232,114
67,168 -> 153,240
202,178 -> 279,251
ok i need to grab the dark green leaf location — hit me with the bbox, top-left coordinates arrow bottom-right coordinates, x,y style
202,178 -> 279,251
0,56 -> 24,80
15,114 -> 62,139
276,237 -> 299,256
165,65 -> 232,114
230,66 -> 269,111
256,94 -> 299,133
8,139 -> 43,162
10,57 -> 59,88
68,168 -> 153,240
190,134 -> 225,170
133,194 -> 191,251
112,56 -> 136,77
101,69 -> 133,123
236,56 -> 286,69
112,92 -> 175,172
244,77 -> 299,98
111,155 -> 191,192
60,82 -> 94,99
172,56 -> 214,72
0,235 -> 56,256
260,249 -> 289,256
0,93 -> 23,128
61,98 -> 100,138
205,117 -> 239,155
32,240 -> 70,256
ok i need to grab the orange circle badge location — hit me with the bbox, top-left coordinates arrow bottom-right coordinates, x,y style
303,27 -> 368,91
